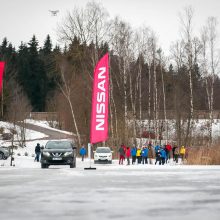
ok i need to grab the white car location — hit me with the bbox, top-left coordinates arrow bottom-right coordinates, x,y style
94,147 -> 113,164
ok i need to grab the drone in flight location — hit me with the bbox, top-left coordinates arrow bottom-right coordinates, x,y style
49,10 -> 59,16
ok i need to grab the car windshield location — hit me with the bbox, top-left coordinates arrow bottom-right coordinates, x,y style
96,147 -> 111,153
45,141 -> 73,149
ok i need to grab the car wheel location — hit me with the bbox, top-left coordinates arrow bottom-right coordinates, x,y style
0,152 -> 4,160
109,160 -> 112,164
3,155 -> 8,160
41,163 -> 48,169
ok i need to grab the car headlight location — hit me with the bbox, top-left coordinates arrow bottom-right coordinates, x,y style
64,152 -> 72,156
42,152 -> 50,157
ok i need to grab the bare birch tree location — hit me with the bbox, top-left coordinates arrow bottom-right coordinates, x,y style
58,1 -> 111,65
157,48 -> 168,143
144,30 -> 157,144
109,70 -> 119,145
109,17 -> 134,141
6,82 -> 32,147
148,33 -> 159,144
170,40 -> 186,146
201,17 -> 219,147
58,60 -> 81,146
125,27 -> 148,144
179,6 -> 195,146
134,27 -> 151,144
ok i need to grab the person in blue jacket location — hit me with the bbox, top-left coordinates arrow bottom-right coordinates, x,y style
79,145 -> 87,161
141,147 -> 149,164
160,148 -> 166,165
155,144 -> 160,153
131,145 -> 137,164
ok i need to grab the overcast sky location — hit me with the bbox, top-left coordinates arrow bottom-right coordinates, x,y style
1,0 -> 220,54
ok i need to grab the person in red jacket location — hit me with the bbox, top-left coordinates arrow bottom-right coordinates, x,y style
125,146 -> 131,165
165,143 -> 172,163
118,144 -> 125,165
122,144 -> 127,162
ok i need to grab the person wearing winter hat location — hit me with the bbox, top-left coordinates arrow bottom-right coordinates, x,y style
34,143 -> 41,162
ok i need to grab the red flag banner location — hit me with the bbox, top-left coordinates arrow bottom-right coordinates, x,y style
0,62 -> 5,94
90,53 -> 109,144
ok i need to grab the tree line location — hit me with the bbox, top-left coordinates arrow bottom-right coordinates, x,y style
0,2 -> 220,148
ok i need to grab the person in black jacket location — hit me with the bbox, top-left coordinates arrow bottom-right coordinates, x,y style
155,149 -> 161,165
35,143 -> 41,162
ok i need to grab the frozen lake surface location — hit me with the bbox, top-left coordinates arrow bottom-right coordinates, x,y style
0,157 -> 220,220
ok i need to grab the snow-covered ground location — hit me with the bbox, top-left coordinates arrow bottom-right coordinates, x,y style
0,120 -> 72,155
0,157 -> 220,220
0,121 -> 48,144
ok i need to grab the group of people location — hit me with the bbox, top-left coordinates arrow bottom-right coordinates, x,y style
34,143 -> 87,162
43,143 -> 187,165
118,143 -> 188,165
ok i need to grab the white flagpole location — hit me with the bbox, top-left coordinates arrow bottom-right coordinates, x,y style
84,143 -> 96,170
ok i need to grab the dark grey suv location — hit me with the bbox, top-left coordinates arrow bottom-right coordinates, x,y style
41,140 -> 76,169
0,147 -> 10,160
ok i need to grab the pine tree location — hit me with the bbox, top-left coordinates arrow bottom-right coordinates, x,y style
17,36 -> 48,111
42,35 -> 52,55
40,35 -> 59,99
28,35 -> 48,111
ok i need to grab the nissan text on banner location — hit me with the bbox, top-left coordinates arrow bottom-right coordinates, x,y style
0,62 -> 5,94
90,53 -> 109,144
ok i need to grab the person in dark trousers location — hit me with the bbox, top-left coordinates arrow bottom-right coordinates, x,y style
141,147 -> 149,164
136,147 -> 142,164
122,144 -> 127,162
165,143 -> 172,163
155,149 -> 161,165
79,145 -> 87,161
118,145 -> 125,165
125,146 -> 131,165
173,146 -> 179,163
131,145 -> 137,164
160,148 -> 166,165
172,145 -> 177,161
35,143 -> 41,162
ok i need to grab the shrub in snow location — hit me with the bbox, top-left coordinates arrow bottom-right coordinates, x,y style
187,145 -> 220,165
17,153 -> 21,156
2,133 -> 13,140
0,127 -> 4,134
9,128 -> 17,135
48,120 -> 59,128
24,152 -> 28,156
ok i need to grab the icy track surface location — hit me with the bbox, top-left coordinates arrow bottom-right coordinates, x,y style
0,158 -> 220,220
